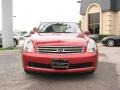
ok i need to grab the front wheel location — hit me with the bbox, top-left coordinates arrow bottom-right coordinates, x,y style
24,69 -> 32,74
87,70 -> 95,74
107,39 -> 115,47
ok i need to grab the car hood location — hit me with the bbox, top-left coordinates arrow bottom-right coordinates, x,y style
30,33 -> 89,47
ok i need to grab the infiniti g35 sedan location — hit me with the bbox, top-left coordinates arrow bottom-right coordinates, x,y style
22,22 -> 98,74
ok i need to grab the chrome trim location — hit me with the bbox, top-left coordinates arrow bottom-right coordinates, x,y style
37,46 -> 84,54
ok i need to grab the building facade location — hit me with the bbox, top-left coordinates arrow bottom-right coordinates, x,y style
80,0 -> 120,35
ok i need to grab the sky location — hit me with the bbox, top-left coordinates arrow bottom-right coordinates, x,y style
0,0 -> 81,32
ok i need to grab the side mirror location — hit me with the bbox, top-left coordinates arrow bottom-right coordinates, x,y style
83,31 -> 90,35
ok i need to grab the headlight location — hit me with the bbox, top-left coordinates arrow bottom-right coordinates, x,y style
23,40 -> 34,52
87,40 -> 97,52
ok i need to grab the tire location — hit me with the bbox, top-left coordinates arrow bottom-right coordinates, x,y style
13,39 -> 17,47
107,39 -> 115,47
87,70 -> 95,74
24,69 -> 32,74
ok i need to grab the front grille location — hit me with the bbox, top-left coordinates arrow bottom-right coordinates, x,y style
37,46 -> 84,54
69,62 -> 92,69
28,62 -> 93,69
29,62 -> 51,69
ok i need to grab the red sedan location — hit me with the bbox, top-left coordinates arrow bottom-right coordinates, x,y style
22,22 -> 98,74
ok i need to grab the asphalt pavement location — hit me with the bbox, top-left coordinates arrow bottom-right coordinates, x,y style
0,46 -> 120,90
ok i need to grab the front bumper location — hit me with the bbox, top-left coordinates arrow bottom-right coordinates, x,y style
22,51 -> 98,73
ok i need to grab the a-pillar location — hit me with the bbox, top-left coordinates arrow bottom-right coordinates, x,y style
1,0 -> 13,48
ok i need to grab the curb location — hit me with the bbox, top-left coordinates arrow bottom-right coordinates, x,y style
97,43 -> 103,47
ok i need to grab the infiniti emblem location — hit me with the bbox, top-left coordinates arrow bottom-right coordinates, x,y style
57,48 -> 64,53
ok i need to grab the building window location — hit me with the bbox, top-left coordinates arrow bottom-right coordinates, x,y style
88,13 -> 100,34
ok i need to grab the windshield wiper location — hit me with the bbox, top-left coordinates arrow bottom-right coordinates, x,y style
39,32 -> 73,33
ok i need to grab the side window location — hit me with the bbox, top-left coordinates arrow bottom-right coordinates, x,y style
65,25 -> 73,32
44,25 -> 54,32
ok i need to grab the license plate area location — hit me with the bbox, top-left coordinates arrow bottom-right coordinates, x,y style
52,59 -> 69,69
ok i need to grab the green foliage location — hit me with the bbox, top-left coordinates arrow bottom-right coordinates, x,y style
0,47 -> 21,51
20,31 -> 28,35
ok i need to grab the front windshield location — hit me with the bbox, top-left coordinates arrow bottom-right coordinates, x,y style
38,23 -> 81,33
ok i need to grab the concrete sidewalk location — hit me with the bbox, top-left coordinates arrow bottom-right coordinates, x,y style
0,49 -> 21,56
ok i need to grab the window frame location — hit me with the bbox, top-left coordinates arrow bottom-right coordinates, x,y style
88,13 -> 100,34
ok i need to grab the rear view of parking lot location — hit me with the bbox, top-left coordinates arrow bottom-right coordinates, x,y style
0,46 -> 120,90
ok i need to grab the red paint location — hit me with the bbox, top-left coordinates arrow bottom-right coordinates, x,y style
22,33 -> 98,73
